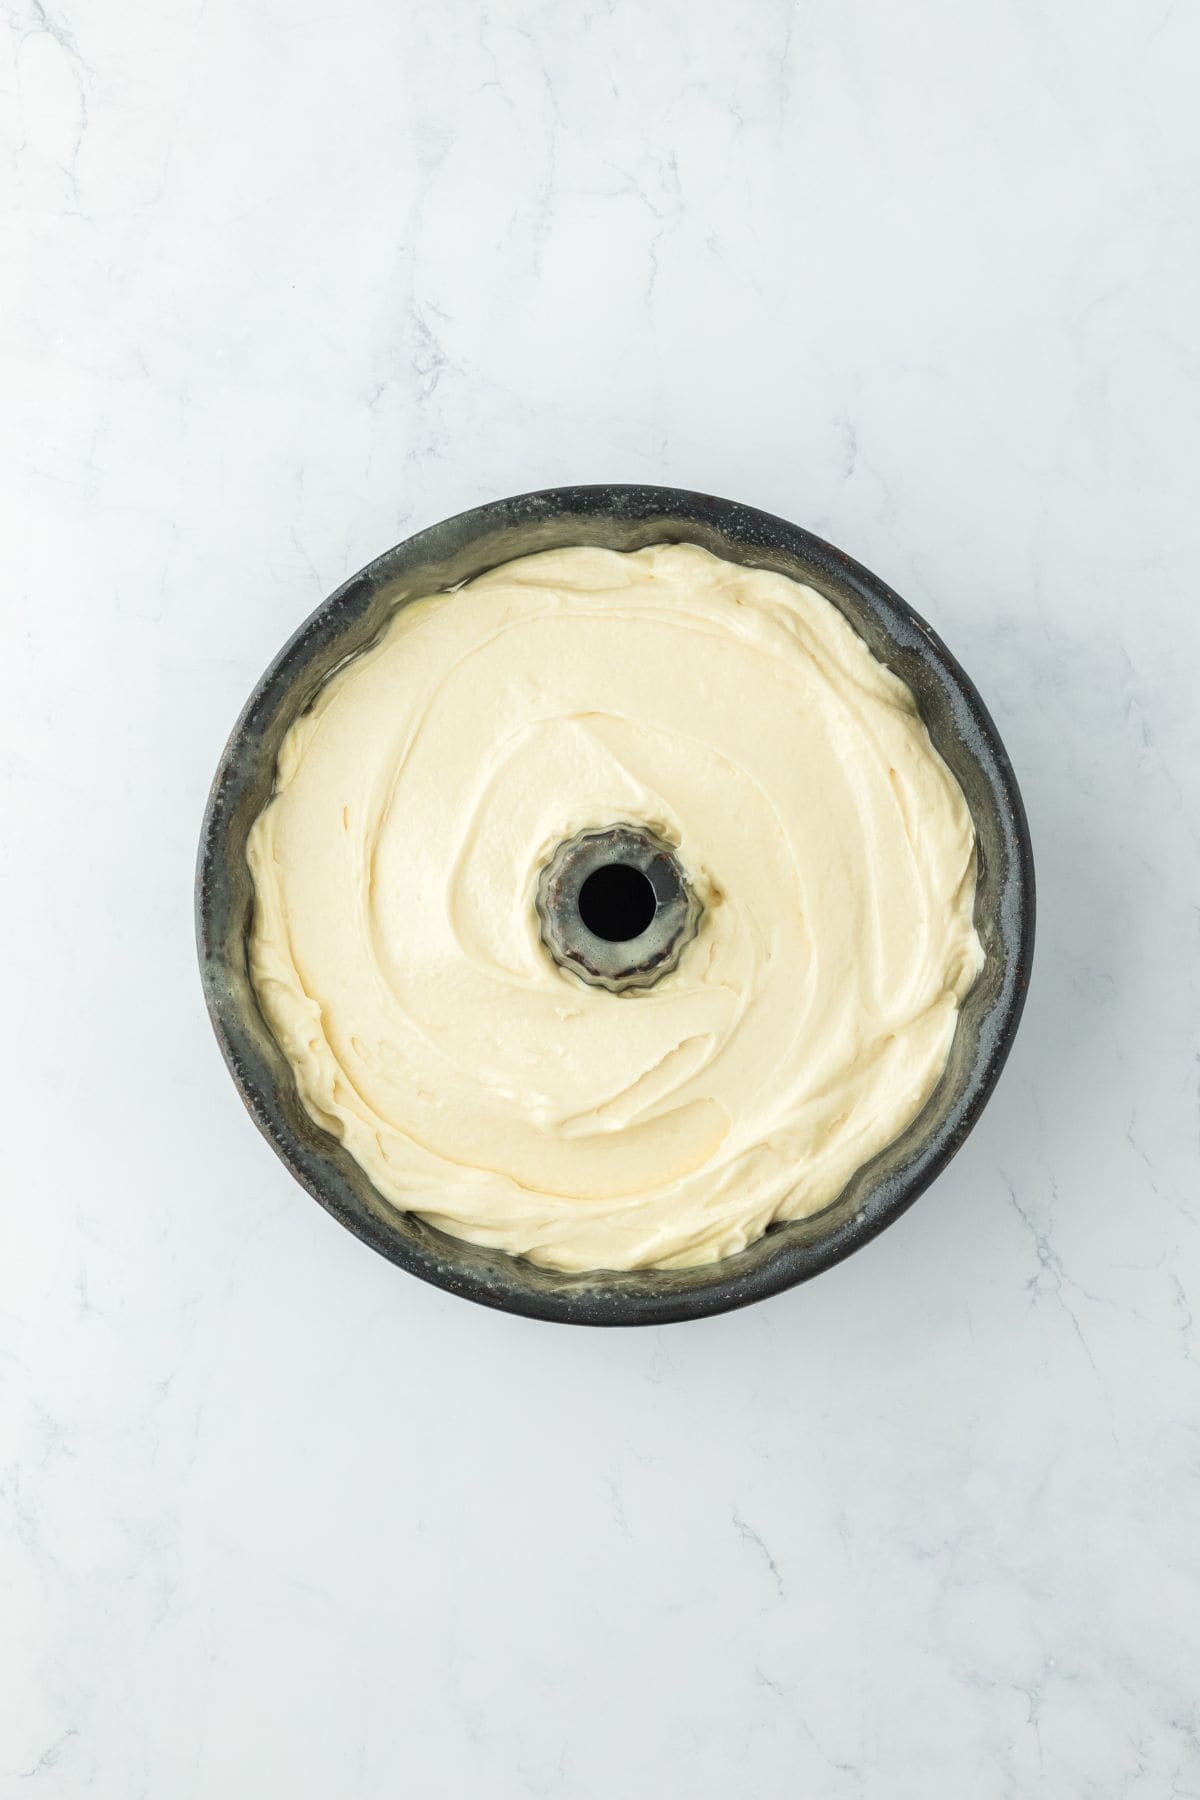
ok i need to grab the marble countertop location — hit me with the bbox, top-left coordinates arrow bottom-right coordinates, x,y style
4,0 -> 1199,1793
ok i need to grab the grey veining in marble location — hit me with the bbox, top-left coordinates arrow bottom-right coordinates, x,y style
4,0 -> 1199,1794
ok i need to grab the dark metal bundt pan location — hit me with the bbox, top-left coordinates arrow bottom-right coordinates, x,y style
196,486 -> 1034,1326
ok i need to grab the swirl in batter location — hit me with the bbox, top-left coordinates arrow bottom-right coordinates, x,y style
248,543 -> 983,1272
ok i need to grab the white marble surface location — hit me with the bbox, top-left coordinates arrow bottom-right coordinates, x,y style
4,0 -> 1199,1792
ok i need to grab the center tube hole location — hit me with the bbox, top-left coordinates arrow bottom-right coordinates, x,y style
578,864 -> 658,942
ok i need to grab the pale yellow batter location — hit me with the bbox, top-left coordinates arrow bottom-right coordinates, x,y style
248,543 -> 983,1272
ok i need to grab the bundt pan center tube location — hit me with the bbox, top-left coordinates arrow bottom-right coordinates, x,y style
196,486 -> 1034,1326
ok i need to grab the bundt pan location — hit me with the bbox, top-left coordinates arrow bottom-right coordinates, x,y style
196,486 -> 1035,1326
